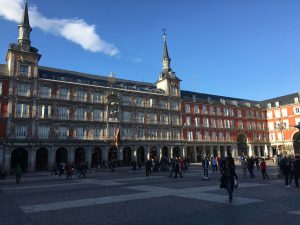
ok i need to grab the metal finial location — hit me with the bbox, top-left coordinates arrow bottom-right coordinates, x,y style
162,28 -> 167,41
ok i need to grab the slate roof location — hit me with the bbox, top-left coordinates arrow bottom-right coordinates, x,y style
261,92 -> 300,107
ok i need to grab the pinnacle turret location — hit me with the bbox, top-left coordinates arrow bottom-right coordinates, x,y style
18,0 -> 32,51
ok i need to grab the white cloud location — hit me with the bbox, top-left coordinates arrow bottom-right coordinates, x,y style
0,0 -> 119,56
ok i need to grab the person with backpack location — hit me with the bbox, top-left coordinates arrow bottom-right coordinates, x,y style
220,155 -> 238,203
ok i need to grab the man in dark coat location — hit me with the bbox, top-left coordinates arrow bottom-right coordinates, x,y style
221,155 -> 238,203
293,155 -> 300,188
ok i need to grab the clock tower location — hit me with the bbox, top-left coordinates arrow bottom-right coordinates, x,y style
156,31 -> 181,97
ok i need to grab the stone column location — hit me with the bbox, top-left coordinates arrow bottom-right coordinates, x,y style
145,146 -> 150,161
248,144 -> 253,157
192,146 -> 197,163
4,147 -> 11,170
102,145 -> 108,161
28,147 -> 36,172
232,144 -> 238,158
48,146 -> 55,168
131,146 -> 137,162
168,146 -> 173,158
210,146 -> 213,158
85,146 -> 92,168
217,146 -> 221,157
118,146 -> 123,161
264,144 -> 270,157
158,146 -> 162,159
68,146 -> 74,164
182,146 -> 186,158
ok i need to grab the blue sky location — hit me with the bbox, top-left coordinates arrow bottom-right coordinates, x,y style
0,0 -> 300,101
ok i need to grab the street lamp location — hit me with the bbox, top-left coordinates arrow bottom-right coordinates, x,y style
276,119 -> 286,156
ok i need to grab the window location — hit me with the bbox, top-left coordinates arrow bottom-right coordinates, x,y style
123,111 -> 131,122
219,132 -> 223,140
294,107 -> 300,115
245,111 -> 249,118
205,131 -> 210,141
171,101 -> 179,110
19,65 -> 28,77
277,132 -> 283,141
185,104 -> 190,113
93,93 -> 104,103
217,119 -> 223,128
39,86 -> 51,98
122,95 -> 131,106
170,86 -> 178,96
149,113 -> 156,124
161,129 -> 169,140
209,106 -> 215,115
210,119 -> 216,128
251,111 -> 255,118
257,123 -> 262,130
16,103 -> 29,118
294,97 -> 299,103
149,98 -> 155,108
247,122 -> 251,130
138,128 -> 145,139
203,117 -> 209,127
17,83 -> 30,96
251,122 -> 256,130
186,116 -> 191,126
94,128 -> 105,140
172,115 -> 180,125
38,105 -> 51,119
159,100 -> 167,109
58,127 -> 69,139
136,97 -> 144,107
93,109 -> 104,121
194,105 -> 199,114
267,103 -> 272,109
237,110 -> 242,118
137,112 -> 145,123
261,112 -> 266,119
262,122 -> 267,130
224,120 -> 230,128
160,114 -> 169,125
172,130 -> 181,140
38,126 -> 49,139
226,132 -> 230,140
229,109 -> 234,117
267,111 -> 273,119
195,117 -> 200,127
123,128 -> 131,139
76,108 -> 87,121
275,110 -> 281,118
76,127 -> 87,139
275,101 -> 280,107
150,129 -> 158,140
281,108 -> 288,117
58,107 -> 69,120
196,132 -> 202,140
238,121 -> 243,129
58,88 -> 70,100
212,132 -> 216,140
16,125 -> 27,138
268,122 -> 274,130
256,111 -> 260,119
283,120 -> 289,129
202,105 -> 208,114
217,107 -> 222,116
77,90 -> 87,102
223,108 -> 229,116
270,133 -> 275,141
187,131 -> 193,141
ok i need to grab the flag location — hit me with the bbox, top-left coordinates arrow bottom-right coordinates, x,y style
114,128 -> 120,146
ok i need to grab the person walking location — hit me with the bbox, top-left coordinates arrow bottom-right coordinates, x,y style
247,157 -> 255,178
293,155 -> 300,188
220,155 -> 238,203
281,156 -> 291,187
211,157 -> 217,172
174,159 -> 183,178
260,158 -> 269,179
241,158 -> 248,178
202,157 -> 209,178
145,159 -> 152,177
14,164 -> 22,184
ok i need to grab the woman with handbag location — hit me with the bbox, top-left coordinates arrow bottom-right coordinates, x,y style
221,154 -> 238,203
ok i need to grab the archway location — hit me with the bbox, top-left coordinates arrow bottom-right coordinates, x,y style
56,148 -> 68,164
237,134 -> 248,156
92,147 -> 102,168
108,147 -> 117,161
162,146 -> 169,158
11,148 -> 28,172
137,146 -> 145,164
75,148 -> 85,166
173,146 -> 181,158
36,148 -> 48,171
123,147 -> 132,166
293,132 -> 300,154
150,146 -> 157,159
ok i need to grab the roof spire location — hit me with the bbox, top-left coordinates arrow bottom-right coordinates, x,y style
18,0 -> 32,51
162,28 -> 171,71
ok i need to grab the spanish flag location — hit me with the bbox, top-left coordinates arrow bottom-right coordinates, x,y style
114,128 -> 120,146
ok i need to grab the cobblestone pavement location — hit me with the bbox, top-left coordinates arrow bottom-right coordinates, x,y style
0,163 -> 299,225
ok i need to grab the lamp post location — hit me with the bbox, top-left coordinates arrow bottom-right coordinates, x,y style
276,119 -> 286,156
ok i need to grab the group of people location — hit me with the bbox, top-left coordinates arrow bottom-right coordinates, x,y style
240,156 -> 269,179
278,155 -> 300,188
51,161 -> 88,180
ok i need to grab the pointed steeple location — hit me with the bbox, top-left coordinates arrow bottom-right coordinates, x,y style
20,0 -> 30,27
162,29 -> 171,72
18,0 -> 32,51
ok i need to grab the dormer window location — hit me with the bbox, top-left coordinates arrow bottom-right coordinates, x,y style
267,103 -> 272,109
275,101 -> 280,107
19,64 -> 28,77
294,97 -> 299,103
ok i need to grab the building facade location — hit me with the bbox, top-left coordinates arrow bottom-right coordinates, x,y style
0,3 -> 300,171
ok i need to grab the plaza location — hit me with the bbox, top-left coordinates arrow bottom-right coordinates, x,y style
1,163 -> 300,225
